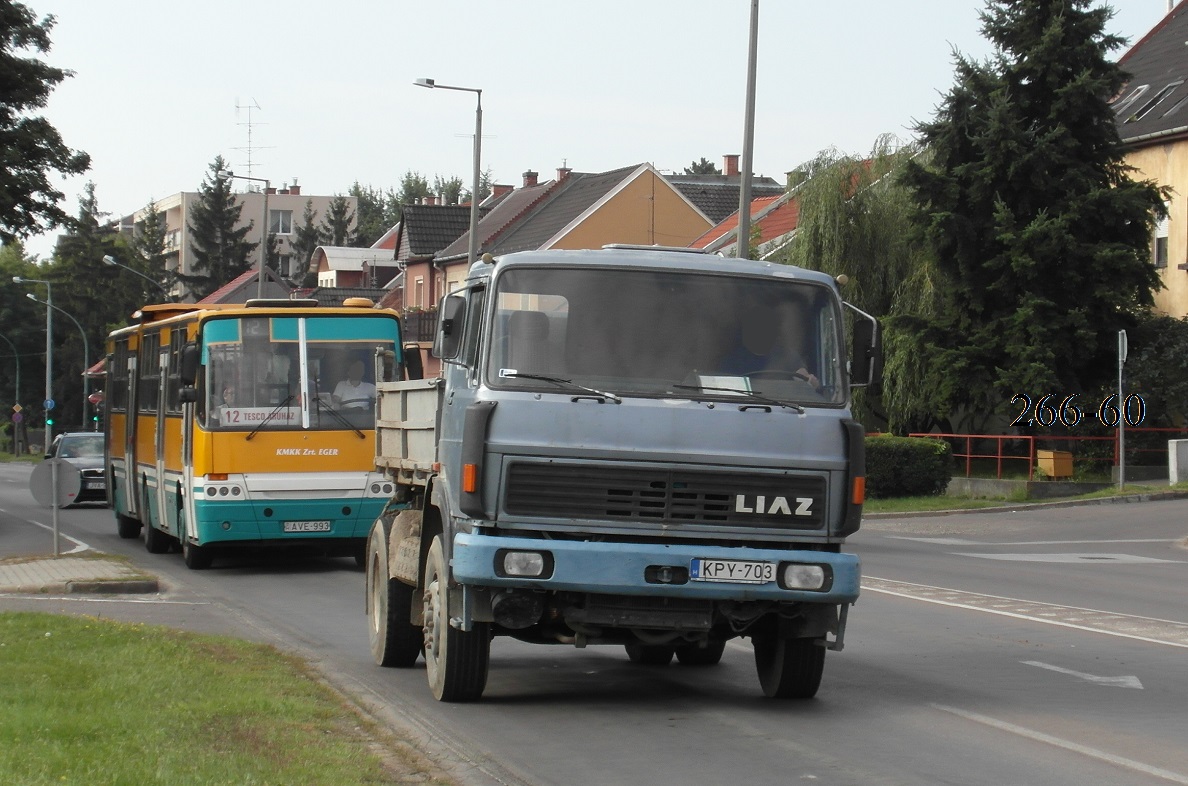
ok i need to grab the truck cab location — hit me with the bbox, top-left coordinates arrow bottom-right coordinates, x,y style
367,246 -> 877,702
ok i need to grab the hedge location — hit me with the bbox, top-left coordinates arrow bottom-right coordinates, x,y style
865,435 -> 951,498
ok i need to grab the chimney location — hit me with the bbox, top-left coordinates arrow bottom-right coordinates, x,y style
492,184 -> 513,199
426,195 -> 437,206
556,166 -> 572,181
265,186 -> 277,195
523,170 -> 539,187
289,184 -> 300,195
723,154 -> 739,177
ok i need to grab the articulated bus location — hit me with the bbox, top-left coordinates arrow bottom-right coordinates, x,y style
105,298 -> 412,569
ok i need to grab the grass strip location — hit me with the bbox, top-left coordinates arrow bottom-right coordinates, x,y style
0,612 -> 448,786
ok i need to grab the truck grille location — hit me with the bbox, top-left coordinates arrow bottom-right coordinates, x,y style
505,462 -> 825,529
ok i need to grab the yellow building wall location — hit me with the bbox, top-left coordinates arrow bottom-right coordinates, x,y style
1126,140 -> 1188,318
550,171 -> 711,250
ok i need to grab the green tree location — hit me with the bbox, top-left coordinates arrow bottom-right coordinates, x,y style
180,156 -> 255,300
778,137 -> 942,431
350,182 -> 395,248
0,240 -> 39,413
129,197 -> 172,300
397,170 -> 431,209
320,195 -> 355,248
684,157 -> 721,175
900,0 -> 1167,426
289,199 -> 322,285
433,175 -> 463,206
0,1 -> 90,244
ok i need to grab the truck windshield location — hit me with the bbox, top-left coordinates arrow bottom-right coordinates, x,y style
202,314 -> 400,431
485,266 -> 846,406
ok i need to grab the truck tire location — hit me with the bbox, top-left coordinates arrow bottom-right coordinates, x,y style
753,635 -> 825,699
675,640 -> 726,666
182,538 -> 213,570
422,535 -> 490,702
625,644 -> 675,666
144,523 -> 171,554
367,526 -> 421,667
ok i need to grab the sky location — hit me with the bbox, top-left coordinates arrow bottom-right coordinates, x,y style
18,0 -> 1178,261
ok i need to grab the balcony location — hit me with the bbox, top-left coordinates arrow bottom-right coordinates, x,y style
401,309 -> 437,343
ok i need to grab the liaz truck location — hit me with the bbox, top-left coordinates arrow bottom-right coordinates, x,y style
365,246 -> 878,702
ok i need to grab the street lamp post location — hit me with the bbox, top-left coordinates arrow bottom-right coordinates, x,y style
26,294 -> 89,431
13,276 -> 53,453
102,254 -> 172,302
415,77 -> 482,267
217,170 -> 270,299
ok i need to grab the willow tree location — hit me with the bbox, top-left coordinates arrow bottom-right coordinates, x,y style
777,136 -> 944,432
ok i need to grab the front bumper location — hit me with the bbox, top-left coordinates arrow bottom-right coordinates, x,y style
451,532 -> 861,604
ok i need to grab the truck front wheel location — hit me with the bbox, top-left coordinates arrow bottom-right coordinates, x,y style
753,635 -> 825,699
422,535 -> 490,702
367,526 -> 421,667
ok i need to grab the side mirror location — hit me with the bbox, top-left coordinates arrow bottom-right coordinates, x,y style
432,294 -> 467,361
850,317 -> 880,387
403,343 -> 424,380
180,343 -> 200,386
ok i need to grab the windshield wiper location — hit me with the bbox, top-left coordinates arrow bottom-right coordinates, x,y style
672,383 -> 804,413
315,396 -> 366,439
246,395 -> 294,441
501,372 -> 622,404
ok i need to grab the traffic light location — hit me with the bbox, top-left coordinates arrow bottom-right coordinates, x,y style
45,417 -> 54,426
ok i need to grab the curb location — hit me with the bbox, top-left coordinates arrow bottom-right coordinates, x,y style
3,578 -> 161,595
865,489 -> 1188,520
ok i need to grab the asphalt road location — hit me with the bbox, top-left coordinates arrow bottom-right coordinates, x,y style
2,460 -> 1186,786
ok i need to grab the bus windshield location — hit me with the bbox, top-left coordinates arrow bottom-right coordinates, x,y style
202,314 -> 400,431
485,266 -> 846,406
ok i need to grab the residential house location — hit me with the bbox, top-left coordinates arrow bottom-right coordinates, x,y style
311,246 -> 399,289
690,193 -> 802,259
668,154 -> 785,223
196,267 -> 291,304
1113,1 -> 1188,317
111,184 -> 356,302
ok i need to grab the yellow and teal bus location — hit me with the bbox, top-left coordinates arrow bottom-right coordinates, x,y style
105,298 -> 412,569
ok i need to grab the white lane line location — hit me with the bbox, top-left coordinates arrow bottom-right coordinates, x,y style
1022,660 -> 1143,689
932,704 -> 1188,784
25,519 -> 91,554
888,537 -> 1177,546
953,552 -> 1181,564
864,576 -> 1188,648
3,595 -> 210,606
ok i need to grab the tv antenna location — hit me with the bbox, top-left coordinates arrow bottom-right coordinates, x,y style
233,98 -> 273,181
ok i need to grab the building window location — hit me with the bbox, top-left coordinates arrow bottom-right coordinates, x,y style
269,209 -> 293,235
1154,210 -> 1169,270
1112,85 -> 1148,116
414,277 -> 425,308
1129,82 -> 1183,122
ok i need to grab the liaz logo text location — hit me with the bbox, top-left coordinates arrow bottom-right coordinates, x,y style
735,495 -> 813,516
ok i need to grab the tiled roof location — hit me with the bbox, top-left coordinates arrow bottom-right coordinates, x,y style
438,179 -> 561,259
197,267 -> 291,304
486,165 -> 642,254
1115,4 -> 1188,143
669,174 -> 784,223
690,195 -> 786,250
305,287 -> 389,307
402,204 -> 488,257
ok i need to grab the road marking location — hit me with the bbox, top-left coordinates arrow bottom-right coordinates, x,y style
932,704 -> 1188,784
26,519 -> 90,554
953,552 -> 1181,564
1022,660 -> 1143,689
888,537 -> 1177,546
864,576 -> 1188,648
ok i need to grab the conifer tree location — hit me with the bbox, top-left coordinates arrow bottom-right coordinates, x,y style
901,0 -> 1167,421
320,195 -> 355,248
180,156 -> 255,300
130,197 -> 171,298
289,199 -> 323,285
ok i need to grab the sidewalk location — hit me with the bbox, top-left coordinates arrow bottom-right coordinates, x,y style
0,556 -> 159,594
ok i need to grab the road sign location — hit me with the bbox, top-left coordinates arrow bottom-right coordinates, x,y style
30,458 -> 81,508
12,412 -> 22,423
12,403 -> 21,413
44,399 -> 55,410
88,391 -> 104,405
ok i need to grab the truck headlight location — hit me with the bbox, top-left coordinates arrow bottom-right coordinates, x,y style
495,549 -> 554,579
779,563 -> 828,591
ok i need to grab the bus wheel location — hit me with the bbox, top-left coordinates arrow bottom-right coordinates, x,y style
367,530 -> 421,667
144,523 -> 171,554
422,535 -> 489,702
116,514 -> 141,539
753,634 -> 825,699
675,639 -> 726,666
183,539 -> 213,570
625,644 -> 675,666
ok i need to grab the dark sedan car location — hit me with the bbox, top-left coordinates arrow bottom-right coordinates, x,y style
46,432 -> 107,504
